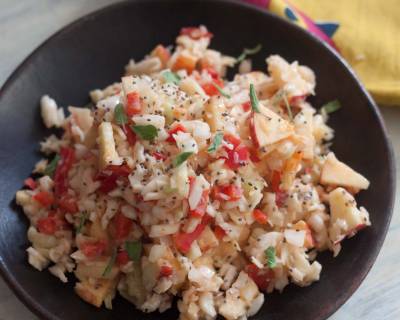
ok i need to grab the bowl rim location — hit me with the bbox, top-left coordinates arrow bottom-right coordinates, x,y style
0,0 -> 395,319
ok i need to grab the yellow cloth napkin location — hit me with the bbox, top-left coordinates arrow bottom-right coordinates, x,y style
247,0 -> 400,105
291,0 -> 400,106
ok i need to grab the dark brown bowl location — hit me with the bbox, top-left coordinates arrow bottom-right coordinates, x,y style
0,0 -> 395,319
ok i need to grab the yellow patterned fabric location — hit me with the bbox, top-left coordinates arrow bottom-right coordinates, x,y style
247,0 -> 400,105
288,0 -> 400,105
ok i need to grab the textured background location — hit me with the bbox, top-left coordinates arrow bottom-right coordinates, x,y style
0,0 -> 399,319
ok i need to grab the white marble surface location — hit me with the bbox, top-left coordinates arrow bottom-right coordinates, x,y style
0,0 -> 399,319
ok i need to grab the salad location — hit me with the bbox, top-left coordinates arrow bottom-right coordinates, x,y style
16,26 -> 370,320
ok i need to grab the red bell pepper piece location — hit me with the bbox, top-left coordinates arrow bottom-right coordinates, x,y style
223,133 -> 249,169
167,124 -> 187,143
174,215 -> 212,253
201,83 -> 218,96
188,176 -> 210,218
58,195 -> 78,214
223,134 -> 241,149
159,265 -> 173,277
253,209 -> 268,224
214,225 -> 226,240
125,92 -> 141,116
96,173 -> 118,194
33,191 -> 54,207
106,164 -> 131,177
37,213 -> 70,235
245,263 -> 274,291
204,67 -> 219,79
24,178 -> 37,190
124,124 -> 137,146
213,184 -> 242,201
96,164 -> 130,194
37,216 -> 57,235
270,171 -> 287,207
242,101 -> 251,112
201,78 -> 224,96
224,145 -> 249,170
54,147 -> 75,196
114,212 -> 133,240
81,240 -> 107,258
116,250 -> 130,266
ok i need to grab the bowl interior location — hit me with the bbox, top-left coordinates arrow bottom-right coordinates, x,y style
0,1 -> 394,319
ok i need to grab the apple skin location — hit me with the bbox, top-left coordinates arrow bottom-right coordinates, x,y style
248,107 -> 293,149
249,114 -> 260,148
333,223 -> 367,245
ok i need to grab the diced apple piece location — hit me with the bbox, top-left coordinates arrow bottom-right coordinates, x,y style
219,288 -> 247,320
197,226 -> 219,251
170,162 -> 189,198
98,122 -> 123,169
281,151 -> 303,191
321,153 -> 369,190
293,109 -> 314,160
213,241 -> 238,268
329,187 -> 370,231
124,263 -> 147,306
179,77 -> 207,98
75,278 -> 118,308
267,55 -> 315,96
204,96 -> 223,132
234,271 -> 259,304
68,107 -> 94,134
88,216 -> 108,240
75,261 -> 119,280
284,229 -> 306,247
83,124 -> 98,149
142,258 -> 159,291
121,75 -> 135,95
250,106 -> 293,148
292,221 -> 315,249
236,72 -> 269,88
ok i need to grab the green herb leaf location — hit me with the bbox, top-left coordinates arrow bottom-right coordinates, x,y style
44,154 -> 60,177
237,44 -> 262,63
249,84 -> 260,113
114,103 -> 128,125
208,132 -> 223,153
125,241 -> 142,262
212,82 -> 231,98
173,152 -> 193,167
163,70 -> 181,85
321,100 -> 341,114
131,125 -> 158,141
282,93 -> 293,121
76,212 -> 88,234
102,249 -> 117,277
265,246 -> 276,269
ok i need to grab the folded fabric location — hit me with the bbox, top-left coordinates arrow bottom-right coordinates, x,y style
245,0 -> 400,106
